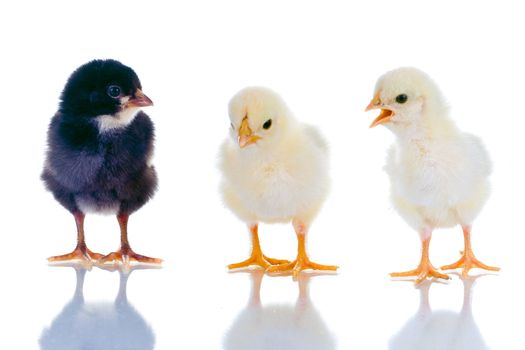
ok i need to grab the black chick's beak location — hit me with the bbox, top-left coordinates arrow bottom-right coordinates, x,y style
127,89 -> 153,107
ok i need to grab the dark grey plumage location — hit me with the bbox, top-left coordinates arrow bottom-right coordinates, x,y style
42,110 -> 157,215
42,59 -> 161,265
42,59 -> 157,215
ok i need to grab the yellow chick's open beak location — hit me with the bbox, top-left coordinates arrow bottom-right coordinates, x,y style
366,93 -> 394,128
238,117 -> 261,148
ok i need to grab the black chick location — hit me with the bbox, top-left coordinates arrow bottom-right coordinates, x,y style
42,59 -> 161,265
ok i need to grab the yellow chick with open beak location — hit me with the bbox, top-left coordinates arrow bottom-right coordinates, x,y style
219,87 -> 337,278
366,67 -> 499,283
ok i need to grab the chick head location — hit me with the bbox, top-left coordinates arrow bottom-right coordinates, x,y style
366,67 -> 446,129
228,87 -> 291,149
60,59 -> 153,118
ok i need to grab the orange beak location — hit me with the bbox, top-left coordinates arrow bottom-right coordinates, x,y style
127,89 -> 153,108
238,117 -> 261,148
366,92 -> 393,128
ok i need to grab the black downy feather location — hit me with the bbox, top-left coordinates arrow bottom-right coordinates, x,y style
42,59 -> 157,215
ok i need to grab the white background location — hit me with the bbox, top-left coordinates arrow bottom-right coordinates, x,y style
1,0 -> 523,349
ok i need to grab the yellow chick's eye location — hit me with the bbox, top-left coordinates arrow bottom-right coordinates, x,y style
395,94 -> 408,104
262,119 -> 272,130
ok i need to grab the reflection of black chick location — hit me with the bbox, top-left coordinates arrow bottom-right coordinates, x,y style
42,59 -> 161,265
39,266 -> 155,350
389,277 -> 488,350
223,271 -> 335,350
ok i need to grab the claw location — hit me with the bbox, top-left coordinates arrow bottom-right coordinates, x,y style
228,254 -> 289,270
390,235 -> 449,284
266,220 -> 338,279
97,247 -> 162,267
267,256 -> 338,279
228,224 -> 289,271
441,254 -> 500,277
48,245 -> 102,267
441,226 -> 500,277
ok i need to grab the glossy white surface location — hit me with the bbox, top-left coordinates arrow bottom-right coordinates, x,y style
1,0 -> 524,348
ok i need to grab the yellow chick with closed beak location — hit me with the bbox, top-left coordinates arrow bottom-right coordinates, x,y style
219,87 -> 337,278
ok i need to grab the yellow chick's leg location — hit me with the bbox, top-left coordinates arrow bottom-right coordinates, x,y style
390,234 -> 450,284
441,225 -> 500,277
98,214 -> 163,266
266,221 -> 338,279
48,212 -> 103,266
228,224 -> 290,270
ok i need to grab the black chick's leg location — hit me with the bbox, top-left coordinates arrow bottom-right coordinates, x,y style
98,213 -> 162,266
48,212 -> 103,265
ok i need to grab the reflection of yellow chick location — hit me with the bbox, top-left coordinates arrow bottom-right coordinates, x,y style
389,277 -> 489,350
219,87 -> 337,278
223,271 -> 336,350
366,68 -> 499,283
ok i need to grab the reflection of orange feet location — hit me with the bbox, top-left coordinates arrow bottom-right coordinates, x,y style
98,245 -> 162,266
48,244 -> 103,264
228,253 -> 289,270
391,263 -> 449,284
267,255 -> 337,279
441,253 -> 499,277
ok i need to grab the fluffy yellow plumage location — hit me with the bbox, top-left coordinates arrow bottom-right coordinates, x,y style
367,67 -> 499,283
219,87 -> 336,278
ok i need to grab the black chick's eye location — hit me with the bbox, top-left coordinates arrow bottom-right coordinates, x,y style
395,94 -> 408,104
107,85 -> 122,98
262,119 -> 272,130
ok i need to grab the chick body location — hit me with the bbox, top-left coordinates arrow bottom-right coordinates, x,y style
43,110 -> 157,216
220,122 -> 328,225
387,130 -> 491,235
220,87 -> 336,277
368,67 -> 498,281
42,59 -> 161,266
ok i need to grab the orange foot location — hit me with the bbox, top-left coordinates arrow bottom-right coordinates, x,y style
441,226 -> 500,277
441,252 -> 500,277
98,246 -> 162,266
390,263 -> 450,284
228,254 -> 290,270
48,245 -> 103,265
266,255 -> 338,279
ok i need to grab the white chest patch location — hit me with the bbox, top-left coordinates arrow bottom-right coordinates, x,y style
96,104 -> 140,133
75,197 -> 120,215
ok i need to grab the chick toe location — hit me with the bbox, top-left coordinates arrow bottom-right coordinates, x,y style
391,266 -> 449,285
228,253 -> 289,270
48,245 -> 102,266
441,226 -> 500,277
98,247 -> 162,266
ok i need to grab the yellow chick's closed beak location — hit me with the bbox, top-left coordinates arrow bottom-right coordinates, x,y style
366,93 -> 394,128
238,117 -> 261,148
